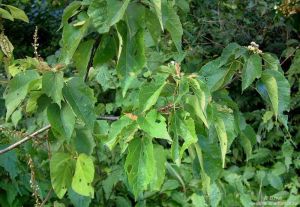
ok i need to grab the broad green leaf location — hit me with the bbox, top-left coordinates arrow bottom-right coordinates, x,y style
105,116 -> 134,150
209,183 -> 221,207
74,127 -> 96,155
145,10 -> 161,45
200,59 -> 227,92
240,194 -> 254,207
50,153 -> 75,199
0,8 -> 13,21
214,115 -> 227,168
42,71 -> 64,106
47,103 -> 75,142
68,188 -> 91,207
262,53 -> 280,71
163,2 -> 183,51
11,109 -> 22,127
242,54 -> 262,91
139,81 -> 166,112
257,70 -> 290,117
116,23 -> 146,96
3,5 -> 29,23
150,0 -> 163,30
170,112 -> 198,163
26,91 -> 42,113
87,0 -> 130,34
240,125 -> 256,161
4,70 -> 39,120
93,34 -> 117,66
267,172 -> 283,190
59,1 -> 82,29
59,12 -> 90,65
150,145 -> 167,191
138,109 -> 171,141
190,193 -> 208,207
73,40 -> 95,78
72,154 -> 95,198
0,145 -> 19,179
125,137 -> 155,198
63,77 -> 96,129
95,65 -> 116,91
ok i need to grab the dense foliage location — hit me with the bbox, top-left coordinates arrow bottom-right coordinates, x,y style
0,0 -> 299,207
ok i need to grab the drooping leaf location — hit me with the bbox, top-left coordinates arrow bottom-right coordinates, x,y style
257,70 -> 290,117
125,137 -> 155,198
242,54 -> 262,91
73,127 -> 96,155
163,2 -> 183,51
87,0 -> 130,34
63,77 -> 96,129
50,153 -> 75,199
240,125 -> 256,161
262,53 -> 280,71
73,40 -> 95,78
11,108 -> 22,127
138,109 -> 171,141
93,34 -> 117,66
42,71 -> 64,107
4,70 -> 39,120
72,154 -> 95,198
0,8 -> 14,21
150,0 -> 163,30
59,12 -> 90,65
150,145 -> 167,191
139,80 -> 166,112
170,112 -> 198,163
47,103 -> 75,142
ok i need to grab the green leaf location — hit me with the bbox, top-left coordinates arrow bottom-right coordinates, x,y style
163,2 -> 183,51
267,172 -> 283,190
68,188 -> 91,207
214,114 -> 227,168
105,116 -> 135,150
3,5 -> 29,23
125,137 -> 155,198
72,154 -> 95,198
150,145 -> 167,191
150,0 -> 163,30
59,1 -> 82,29
59,12 -> 90,65
209,183 -> 221,207
242,54 -> 262,91
145,10 -> 161,45
63,77 -> 96,129
87,0 -> 130,34
93,34 -> 117,66
50,153 -> 75,199
240,125 -> 256,161
170,112 -> 198,163
257,70 -> 290,117
0,145 -> 19,179
262,53 -> 280,71
138,109 -> 171,141
73,127 -> 96,155
11,108 -> 22,127
0,8 -> 14,21
4,70 -> 39,120
73,40 -> 95,78
47,103 -> 75,142
139,80 -> 166,112
42,71 -> 64,106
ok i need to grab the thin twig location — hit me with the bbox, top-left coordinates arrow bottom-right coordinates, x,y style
0,115 -> 120,155
0,125 -> 51,155
97,116 -> 120,121
40,189 -> 52,207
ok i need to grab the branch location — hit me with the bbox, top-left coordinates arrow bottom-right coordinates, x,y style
0,125 -> 51,155
97,115 -> 119,121
0,115 -> 120,155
